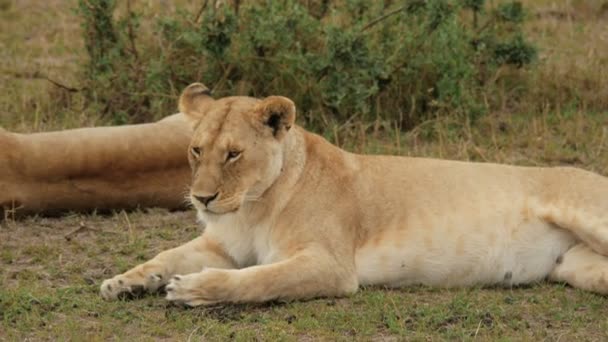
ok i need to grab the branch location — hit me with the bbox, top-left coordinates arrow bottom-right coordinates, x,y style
126,0 -> 139,60
361,5 -> 408,32
45,77 -> 83,93
193,0 -> 210,23
3,70 -> 83,92
361,0 -> 428,32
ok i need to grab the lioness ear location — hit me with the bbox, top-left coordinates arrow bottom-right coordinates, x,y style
178,83 -> 214,120
256,96 -> 296,139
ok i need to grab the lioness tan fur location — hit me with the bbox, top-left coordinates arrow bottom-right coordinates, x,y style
0,115 -> 192,217
101,83 -> 608,306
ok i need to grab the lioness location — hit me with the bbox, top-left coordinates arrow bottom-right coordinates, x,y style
101,83 -> 608,306
0,115 -> 192,216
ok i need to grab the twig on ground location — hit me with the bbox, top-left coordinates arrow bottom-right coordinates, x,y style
64,221 -> 98,241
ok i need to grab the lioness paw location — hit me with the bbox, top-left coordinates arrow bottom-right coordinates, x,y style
100,273 -> 165,301
165,274 -> 210,306
165,270 -> 231,306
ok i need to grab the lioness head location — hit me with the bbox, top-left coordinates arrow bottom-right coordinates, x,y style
179,83 -> 296,216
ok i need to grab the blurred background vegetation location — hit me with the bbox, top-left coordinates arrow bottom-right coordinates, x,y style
0,0 -> 607,161
76,0 -> 537,129
2,0 -> 607,129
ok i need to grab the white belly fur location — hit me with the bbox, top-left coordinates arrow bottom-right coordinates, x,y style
355,217 -> 577,287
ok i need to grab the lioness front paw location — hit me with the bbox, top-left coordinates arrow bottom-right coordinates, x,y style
100,273 -> 166,301
165,270 -> 231,307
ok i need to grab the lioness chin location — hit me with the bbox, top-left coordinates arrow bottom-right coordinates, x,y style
101,83 -> 608,306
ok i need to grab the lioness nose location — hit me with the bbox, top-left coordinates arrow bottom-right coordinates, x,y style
194,192 -> 219,206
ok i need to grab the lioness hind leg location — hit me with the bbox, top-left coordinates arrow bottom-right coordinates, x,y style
536,203 -> 608,257
533,167 -> 608,257
548,243 -> 608,294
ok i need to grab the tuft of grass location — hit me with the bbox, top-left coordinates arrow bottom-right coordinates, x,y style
514,0 -> 608,115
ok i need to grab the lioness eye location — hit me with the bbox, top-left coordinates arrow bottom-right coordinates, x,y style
226,150 -> 241,161
191,147 -> 201,158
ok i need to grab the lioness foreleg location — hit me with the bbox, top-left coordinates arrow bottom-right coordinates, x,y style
548,243 -> 608,294
165,248 -> 358,306
101,235 -> 235,300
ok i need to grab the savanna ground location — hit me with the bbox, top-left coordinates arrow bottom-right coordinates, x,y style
2,0 -> 608,340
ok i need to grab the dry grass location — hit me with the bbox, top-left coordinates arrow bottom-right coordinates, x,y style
2,0 -> 608,340
0,0 -> 86,131
518,0 -> 608,114
335,112 -> 608,175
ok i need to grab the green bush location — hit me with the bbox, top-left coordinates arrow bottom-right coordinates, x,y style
77,0 -> 536,129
